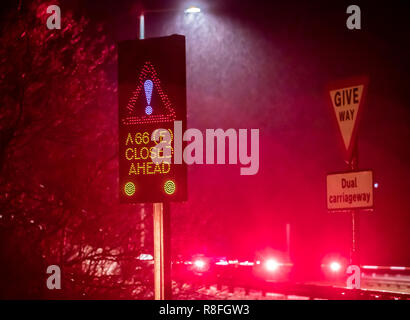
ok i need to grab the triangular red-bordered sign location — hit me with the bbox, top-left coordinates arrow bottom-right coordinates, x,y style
122,61 -> 176,125
327,76 -> 369,161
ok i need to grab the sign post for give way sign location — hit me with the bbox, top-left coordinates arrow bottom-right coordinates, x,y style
326,76 -> 370,267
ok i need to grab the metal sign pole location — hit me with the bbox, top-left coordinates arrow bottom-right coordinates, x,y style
163,202 -> 172,299
153,202 -> 172,300
153,203 -> 164,300
349,145 -> 360,266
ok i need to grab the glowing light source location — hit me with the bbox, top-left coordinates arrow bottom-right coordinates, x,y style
390,266 -> 406,270
374,182 -> 379,188
215,260 -> 228,266
330,261 -> 342,272
362,265 -> 378,269
164,180 -> 176,195
193,259 -> 206,269
137,253 -> 153,261
184,6 -> 201,13
124,182 -> 136,196
265,259 -> 279,272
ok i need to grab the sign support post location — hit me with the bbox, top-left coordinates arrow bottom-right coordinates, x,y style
163,202 -> 172,299
349,145 -> 359,266
153,203 -> 163,300
153,202 -> 172,300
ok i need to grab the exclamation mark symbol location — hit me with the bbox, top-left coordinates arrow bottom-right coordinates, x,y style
144,80 -> 153,115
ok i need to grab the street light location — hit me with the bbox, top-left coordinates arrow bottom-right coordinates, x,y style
139,13 -> 145,39
330,261 -> 342,272
139,6 -> 201,39
265,258 -> 280,272
184,6 -> 201,14
193,258 -> 206,270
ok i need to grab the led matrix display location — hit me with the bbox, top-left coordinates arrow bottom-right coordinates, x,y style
118,35 -> 187,203
123,61 -> 176,125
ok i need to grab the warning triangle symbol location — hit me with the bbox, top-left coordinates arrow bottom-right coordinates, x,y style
122,61 -> 176,125
328,77 -> 368,159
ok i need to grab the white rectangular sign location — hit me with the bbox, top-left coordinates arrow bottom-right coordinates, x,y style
327,170 -> 373,210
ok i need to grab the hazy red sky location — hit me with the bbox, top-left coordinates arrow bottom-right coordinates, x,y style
65,0 -> 410,267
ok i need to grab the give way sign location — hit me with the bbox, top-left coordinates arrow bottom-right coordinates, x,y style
327,76 -> 369,160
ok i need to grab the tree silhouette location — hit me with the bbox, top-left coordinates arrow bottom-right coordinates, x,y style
0,0 -> 152,299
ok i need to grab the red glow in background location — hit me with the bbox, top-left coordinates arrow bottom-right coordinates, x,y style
0,0 -> 409,298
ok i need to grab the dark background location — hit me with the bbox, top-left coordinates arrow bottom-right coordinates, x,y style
2,0 -> 410,275
67,0 -> 410,266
